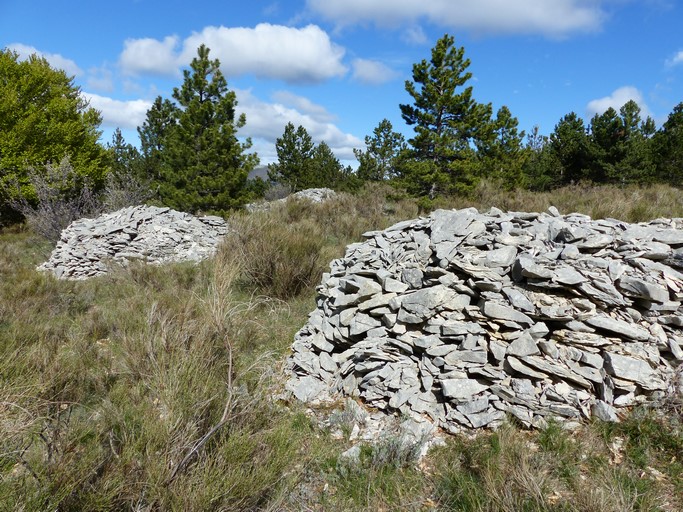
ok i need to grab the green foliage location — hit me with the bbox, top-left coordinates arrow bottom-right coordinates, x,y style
139,45 -> 258,214
103,129 -> 152,210
354,118 -> 406,181
399,34 -> 492,197
588,100 -> 656,185
478,105 -> 527,189
137,96 -> 177,183
549,112 -> 592,185
522,126 -> 563,191
268,123 -> 359,192
0,48 -> 106,223
653,101 -> 683,186
268,122 -> 315,191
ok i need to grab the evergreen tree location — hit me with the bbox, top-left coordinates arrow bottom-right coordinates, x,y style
0,48 -> 106,222
104,129 -> 151,209
588,101 -> 655,184
399,34 -> 492,197
589,107 -> 622,183
137,96 -> 177,185
549,112 -> 592,185
268,122 -> 316,191
522,126 -> 562,191
354,119 -> 406,181
615,100 -> 656,184
478,106 -> 526,189
653,102 -> 683,186
155,45 -> 258,213
311,141 -> 344,188
107,128 -> 142,179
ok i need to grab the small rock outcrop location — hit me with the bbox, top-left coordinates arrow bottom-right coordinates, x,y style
246,188 -> 337,212
286,207 -> 683,432
38,205 -> 228,280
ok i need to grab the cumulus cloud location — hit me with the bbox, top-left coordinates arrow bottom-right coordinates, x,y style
8,43 -> 83,76
666,49 -> 683,67
82,93 -> 152,129
235,89 -> 362,163
118,24 -> 347,84
306,0 -> 605,37
586,86 -> 653,119
181,24 -> 347,83
119,35 -> 181,76
352,58 -> 399,85
270,91 -> 336,123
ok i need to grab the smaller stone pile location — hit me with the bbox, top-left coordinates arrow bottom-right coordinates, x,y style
38,205 -> 228,280
286,207 -> 683,432
245,188 -> 337,212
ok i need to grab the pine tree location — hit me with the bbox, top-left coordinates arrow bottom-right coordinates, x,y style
354,119 -> 406,181
522,126 -> 562,191
399,34 -> 492,197
478,106 -> 526,189
104,129 -> 151,209
653,102 -> 683,186
549,112 -> 592,185
588,101 -> 655,184
311,141 -> 346,189
268,122 -> 316,191
155,45 -> 257,213
138,96 -> 177,185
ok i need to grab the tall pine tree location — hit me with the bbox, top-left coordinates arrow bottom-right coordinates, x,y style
399,34 -> 491,197
154,45 -> 257,213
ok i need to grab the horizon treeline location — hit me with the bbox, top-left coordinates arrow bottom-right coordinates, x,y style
1,35 -> 682,222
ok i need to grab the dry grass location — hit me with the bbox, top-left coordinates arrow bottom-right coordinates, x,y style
437,180 -> 683,222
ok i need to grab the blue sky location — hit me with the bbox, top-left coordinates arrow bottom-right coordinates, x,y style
2,0 -> 682,166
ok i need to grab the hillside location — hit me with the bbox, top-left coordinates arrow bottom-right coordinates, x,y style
1,182 -> 682,511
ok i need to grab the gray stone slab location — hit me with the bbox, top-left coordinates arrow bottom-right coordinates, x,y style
441,378 -> 489,400
585,315 -> 650,341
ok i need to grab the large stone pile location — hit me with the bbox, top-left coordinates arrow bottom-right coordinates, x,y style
38,205 -> 228,280
286,207 -> 683,432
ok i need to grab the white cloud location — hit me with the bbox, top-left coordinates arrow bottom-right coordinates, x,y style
235,89 -> 362,163
586,86 -> 653,119
402,25 -> 428,45
8,43 -> 83,76
86,66 -> 114,93
118,24 -> 347,84
181,23 -> 347,83
307,0 -> 605,37
352,58 -> 399,85
270,91 -> 336,123
666,49 -> 683,67
82,93 -> 152,129
119,35 -> 181,76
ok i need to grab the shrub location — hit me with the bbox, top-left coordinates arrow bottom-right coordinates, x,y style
7,156 -> 102,242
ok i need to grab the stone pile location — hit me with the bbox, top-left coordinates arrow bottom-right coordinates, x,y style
286,207 -> 683,432
246,188 -> 337,212
38,205 -> 228,280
